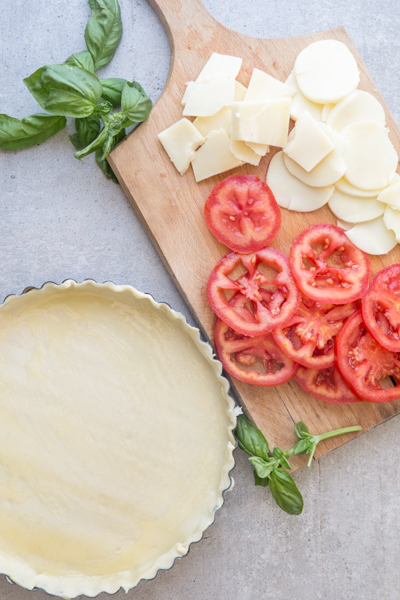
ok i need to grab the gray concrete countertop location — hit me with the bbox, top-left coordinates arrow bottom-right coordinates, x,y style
1,1 -> 400,599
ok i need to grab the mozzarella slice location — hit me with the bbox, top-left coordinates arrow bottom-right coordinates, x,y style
245,68 -> 296,101
229,139 -> 262,165
345,216 -> 397,255
266,151 -> 334,211
335,177 -> 384,198
283,124 -> 346,187
285,72 -> 323,121
342,120 -> 398,190
183,78 -> 236,117
322,103 -> 336,122
191,128 -> 244,182
231,99 -> 291,147
196,53 -> 242,83
383,205 -> 400,242
328,189 -> 385,222
327,90 -> 386,132
294,39 -> 360,104
245,142 -> 270,156
336,218 -> 353,231
284,112 -> 335,172
158,118 -> 205,175
378,181 -> 400,209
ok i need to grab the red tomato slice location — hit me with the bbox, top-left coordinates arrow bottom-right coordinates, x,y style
295,365 -> 361,404
214,301 -> 298,386
207,247 -> 301,337
362,264 -> 400,352
336,310 -> 400,403
204,174 -> 281,254
289,224 -> 370,304
272,296 -> 358,369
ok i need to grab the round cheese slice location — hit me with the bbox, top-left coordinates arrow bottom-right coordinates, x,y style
285,72 -> 323,122
328,189 -> 385,222
345,216 -> 397,254
0,281 -> 236,598
335,177 -> 385,198
383,205 -> 400,242
378,181 -> 400,209
294,39 -> 360,104
342,121 -> 398,190
327,90 -> 385,132
266,151 -> 334,211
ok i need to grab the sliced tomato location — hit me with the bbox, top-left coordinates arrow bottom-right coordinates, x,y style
295,364 -> 361,404
204,174 -> 281,254
214,301 -> 298,386
289,223 -> 370,304
336,310 -> 400,403
207,247 -> 300,337
272,295 -> 358,369
362,264 -> 400,352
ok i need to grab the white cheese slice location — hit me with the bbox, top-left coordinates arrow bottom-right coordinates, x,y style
383,205 -> 400,242
328,189 -> 385,222
229,139 -> 262,165
327,90 -> 386,132
285,72 -> 323,122
158,118 -> 205,175
345,216 -> 397,255
245,142 -> 270,156
294,39 -> 360,104
378,181 -> 400,209
284,112 -> 335,172
322,103 -> 336,122
336,218 -> 353,231
231,99 -> 291,147
245,68 -> 296,101
341,120 -> 398,190
234,81 -> 247,101
191,128 -> 244,182
283,125 -> 346,187
193,107 -> 231,136
266,151 -> 334,211
183,78 -> 236,117
196,53 -> 242,83
335,177 -> 384,198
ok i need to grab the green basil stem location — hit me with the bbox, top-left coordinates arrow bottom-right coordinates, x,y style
306,425 -> 362,467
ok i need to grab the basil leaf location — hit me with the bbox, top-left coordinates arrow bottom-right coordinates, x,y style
70,115 -> 101,150
235,415 -> 269,460
249,457 -> 275,480
295,421 -> 311,439
121,81 -> 152,124
254,470 -> 269,487
85,0 -> 123,70
100,77 -> 126,107
272,447 -> 283,459
269,469 -> 304,515
65,51 -> 95,73
24,64 -> 103,118
293,439 -> 314,455
0,113 -> 66,150
95,128 -> 125,183
74,125 -> 109,159
279,455 -> 292,470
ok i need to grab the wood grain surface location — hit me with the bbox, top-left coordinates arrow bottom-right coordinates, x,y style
108,0 -> 400,468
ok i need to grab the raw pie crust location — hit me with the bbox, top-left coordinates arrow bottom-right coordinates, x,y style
0,280 -> 236,598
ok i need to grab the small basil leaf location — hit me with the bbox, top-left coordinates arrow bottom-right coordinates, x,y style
0,113 -> 66,150
279,455 -> 292,470
272,447 -> 283,459
248,456 -> 275,480
121,81 -> 152,124
95,128 -> 125,183
269,469 -> 304,515
70,115 -> 101,150
85,0 -> 123,70
74,125 -> 109,159
100,77 -> 126,107
295,421 -> 311,439
24,64 -> 103,118
254,470 -> 269,487
235,415 -> 269,460
293,439 -> 314,455
65,51 -> 95,73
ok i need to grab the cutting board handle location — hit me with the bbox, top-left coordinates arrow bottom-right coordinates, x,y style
147,0 -> 219,55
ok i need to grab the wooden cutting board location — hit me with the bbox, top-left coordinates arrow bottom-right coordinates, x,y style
109,0 -> 400,468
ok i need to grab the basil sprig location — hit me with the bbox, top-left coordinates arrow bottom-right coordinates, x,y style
0,0 -> 152,184
235,414 -> 362,515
